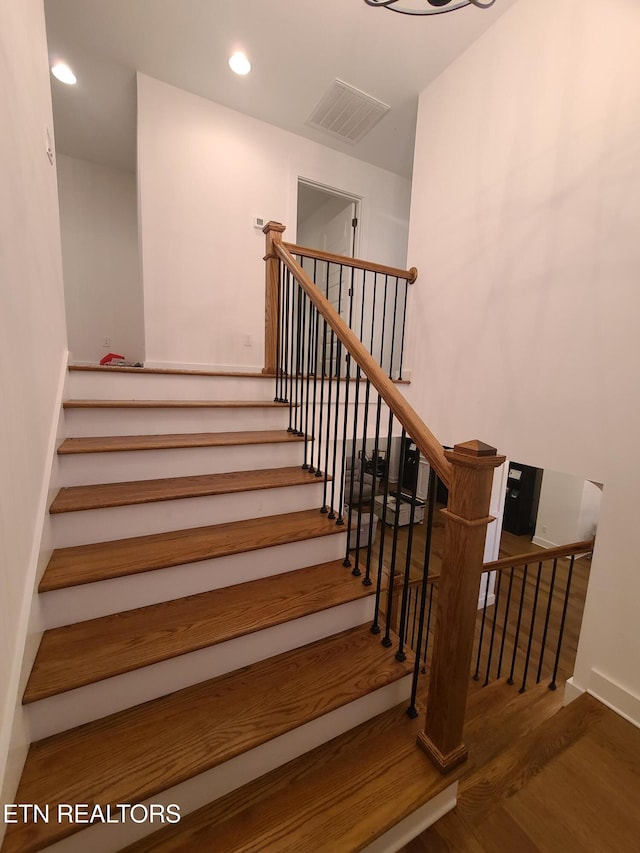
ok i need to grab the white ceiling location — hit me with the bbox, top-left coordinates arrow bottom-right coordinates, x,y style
44,0 -> 517,179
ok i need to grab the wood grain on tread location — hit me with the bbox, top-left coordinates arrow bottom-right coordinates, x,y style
25,560 -> 371,703
122,701 -> 454,853
4,625 -> 413,853
63,399 -> 290,408
39,509 -> 344,591
57,430 -> 306,454
50,466 -> 324,513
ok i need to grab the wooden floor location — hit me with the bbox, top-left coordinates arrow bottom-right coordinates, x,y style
404,693 -> 640,852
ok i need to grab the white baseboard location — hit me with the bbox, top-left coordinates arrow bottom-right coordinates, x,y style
531,535 -> 557,549
478,594 -> 495,610
587,669 -> 640,729
563,676 -> 585,706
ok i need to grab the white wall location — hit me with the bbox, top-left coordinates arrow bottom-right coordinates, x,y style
534,470 -> 601,549
0,0 -> 68,824
405,0 -> 640,722
57,154 -> 145,363
137,73 -> 411,371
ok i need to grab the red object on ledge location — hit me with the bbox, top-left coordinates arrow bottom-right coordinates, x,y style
99,352 -> 125,366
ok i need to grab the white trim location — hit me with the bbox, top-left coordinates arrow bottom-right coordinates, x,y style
587,669 -> 640,729
0,350 -> 69,838
563,676 -> 584,706
144,360 -> 266,373
361,783 -> 458,853
532,535 -> 557,549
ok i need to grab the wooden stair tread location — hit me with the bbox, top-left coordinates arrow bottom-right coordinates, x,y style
63,398 -> 289,408
5,625 -> 413,853
69,364 -> 271,378
122,700 -> 453,853
40,509 -> 344,591
25,560 -> 372,703
50,466 -> 323,513
57,430 -> 306,454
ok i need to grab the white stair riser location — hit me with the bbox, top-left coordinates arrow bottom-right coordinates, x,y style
67,371 -> 276,401
63,406 -> 291,437
51,483 -> 327,548
57,442 -> 307,486
41,536 -> 347,626
361,784 -> 458,853
44,675 -> 412,853
28,597 -> 375,740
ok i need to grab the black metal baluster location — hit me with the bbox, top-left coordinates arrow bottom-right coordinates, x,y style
371,409 -> 394,636
496,567 -> 515,679
507,565 -> 528,686
473,570 -> 492,681
549,555 -> 576,691
398,278 -> 409,381
388,276 -> 399,379
302,291 -> 314,467
291,283 -> 302,434
298,288 -> 309,447
355,379 -> 372,581
284,268 -> 293,420
379,274 -> 389,370
407,467 -> 437,718
315,272 -> 329,486
275,259 -> 284,402
384,431 -> 408,649
520,561 -> 543,693
344,365 -> 361,571
328,265 -> 345,519
537,558 -> 558,683
370,272 -> 379,353
308,259 -> 320,474
322,327 -> 335,516
362,391 -> 382,587
335,267 -> 356,528
395,438 -> 420,662
483,568 -> 503,686
410,585 -> 418,649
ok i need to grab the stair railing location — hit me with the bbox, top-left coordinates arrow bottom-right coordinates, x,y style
263,221 -> 505,773
473,538 -> 594,694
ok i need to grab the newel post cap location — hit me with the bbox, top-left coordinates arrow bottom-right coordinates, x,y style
262,221 -> 286,235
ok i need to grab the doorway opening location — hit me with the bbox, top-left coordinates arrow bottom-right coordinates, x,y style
296,180 -> 361,376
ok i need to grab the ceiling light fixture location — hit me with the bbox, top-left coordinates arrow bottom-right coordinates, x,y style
363,0 -> 496,15
228,51 -> 251,75
51,62 -> 77,85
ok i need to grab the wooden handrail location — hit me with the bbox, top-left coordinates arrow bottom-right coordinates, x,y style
272,235 -> 452,487
484,538 -> 594,573
283,241 -> 418,283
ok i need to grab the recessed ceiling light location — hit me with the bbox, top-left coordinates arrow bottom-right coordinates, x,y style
51,63 -> 77,85
228,52 -> 251,76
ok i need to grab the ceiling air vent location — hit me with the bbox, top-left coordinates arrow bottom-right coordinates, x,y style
306,79 -> 391,145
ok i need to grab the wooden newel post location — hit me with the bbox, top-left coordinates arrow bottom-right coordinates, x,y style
418,439 -> 505,772
262,221 -> 286,376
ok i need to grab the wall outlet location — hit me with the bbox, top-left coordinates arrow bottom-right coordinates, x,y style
244,333 -> 253,347
103,337 -> 111,348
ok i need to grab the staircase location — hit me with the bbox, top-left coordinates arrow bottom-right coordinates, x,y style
2,365 -> 456,853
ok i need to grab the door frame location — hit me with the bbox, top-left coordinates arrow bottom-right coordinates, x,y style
295,177 -> 362,259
